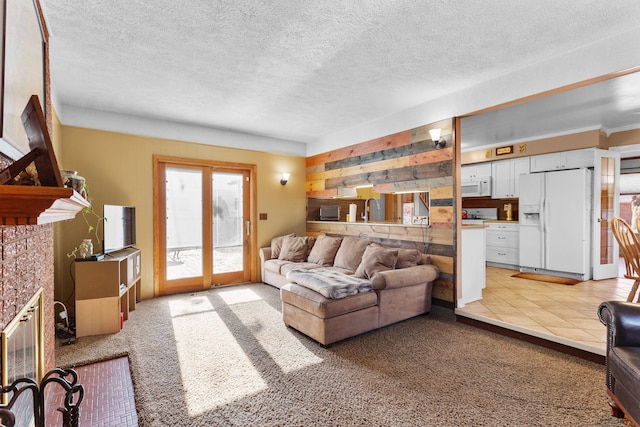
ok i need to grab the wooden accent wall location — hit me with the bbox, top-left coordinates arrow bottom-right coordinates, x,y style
306,119 -> 455,303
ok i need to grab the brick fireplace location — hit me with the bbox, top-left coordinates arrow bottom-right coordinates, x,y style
1,224 -> 56,376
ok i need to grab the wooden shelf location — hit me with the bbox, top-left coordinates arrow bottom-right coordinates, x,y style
0,185 -> 90,225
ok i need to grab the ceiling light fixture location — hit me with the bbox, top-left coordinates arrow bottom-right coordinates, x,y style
429,128 -> 446,149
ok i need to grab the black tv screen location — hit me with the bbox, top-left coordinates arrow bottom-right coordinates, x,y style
103,205 -> 136,254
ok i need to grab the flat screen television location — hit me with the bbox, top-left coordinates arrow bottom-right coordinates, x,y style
103,204 -> 136,254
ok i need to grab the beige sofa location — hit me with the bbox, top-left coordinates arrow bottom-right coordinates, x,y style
259,234 -> 439,345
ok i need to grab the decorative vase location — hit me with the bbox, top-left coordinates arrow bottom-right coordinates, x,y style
79,239 -> 93,259
60,170 -> 87,198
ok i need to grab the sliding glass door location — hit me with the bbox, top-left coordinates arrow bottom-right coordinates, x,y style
155,157 -> 254,295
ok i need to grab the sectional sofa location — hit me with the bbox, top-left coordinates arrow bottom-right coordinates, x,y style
259,234 -> 440,345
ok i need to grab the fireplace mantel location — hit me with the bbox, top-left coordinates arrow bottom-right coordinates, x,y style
0,185 -> 90,225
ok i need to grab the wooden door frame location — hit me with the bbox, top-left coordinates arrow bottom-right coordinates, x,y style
153,155 -> 257,296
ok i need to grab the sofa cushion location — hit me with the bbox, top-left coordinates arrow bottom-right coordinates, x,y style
354,245 -> 398,279
396,249 -> 422,269
280,283 -> 377,319
333,236 -> 371,271
264,259 -> 291,274
307,235 -> 343,266
279,235 -> 310,262
271,233 -> 296,259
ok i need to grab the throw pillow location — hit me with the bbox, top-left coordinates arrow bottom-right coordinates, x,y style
333,236 -> 372,272
305,236 -> 317,258
307,235 -> 343,266
278,235 -> 309,262
271,233 -> 296,259
396,249 -> 422,269
354,245 -> 399,279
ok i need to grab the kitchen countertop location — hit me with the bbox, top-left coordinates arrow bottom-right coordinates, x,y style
484,220 -> 519,223
307,220 -> 427,228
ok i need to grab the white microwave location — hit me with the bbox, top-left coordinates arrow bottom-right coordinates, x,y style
461,176 -> 491,197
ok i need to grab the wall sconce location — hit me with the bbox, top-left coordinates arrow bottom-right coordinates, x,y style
280,173 -> 290,185
429,128 -> 446,149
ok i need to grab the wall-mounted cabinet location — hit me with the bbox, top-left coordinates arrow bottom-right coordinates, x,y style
461,163 -> 492,182
529,148 -> 594,173
491,157 -> 530,199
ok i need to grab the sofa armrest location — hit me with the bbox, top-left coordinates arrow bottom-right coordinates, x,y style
259,247 -> 272,282
370,264 -> 439,290
259,247 -> 272,263
598,301 -> 640,348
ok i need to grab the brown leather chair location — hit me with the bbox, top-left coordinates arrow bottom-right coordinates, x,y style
598,301 -> 640,425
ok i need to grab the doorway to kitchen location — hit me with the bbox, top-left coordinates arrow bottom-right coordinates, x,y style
154,156 -> 256,296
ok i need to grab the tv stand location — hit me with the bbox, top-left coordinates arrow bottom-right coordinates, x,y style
74,247 -> 141,337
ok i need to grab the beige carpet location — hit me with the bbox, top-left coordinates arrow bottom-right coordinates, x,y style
56,284 -> 628,426
512,272 -> 582,285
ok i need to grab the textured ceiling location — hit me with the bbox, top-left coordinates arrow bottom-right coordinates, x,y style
42,0 -> 640,147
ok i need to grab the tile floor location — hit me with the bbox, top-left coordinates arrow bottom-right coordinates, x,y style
45,356 -> 138,426
455,264 -> 633,356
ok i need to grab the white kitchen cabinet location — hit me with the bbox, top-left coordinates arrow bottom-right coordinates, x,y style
459,226 -> 486,307
461,163 -> 492,182
491,157 -> 530,198
486,222 -> 519,267
529,148 -> 594,172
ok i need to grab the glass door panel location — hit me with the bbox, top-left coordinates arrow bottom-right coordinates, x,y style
165,167 -> 203,281
212,172 -> 244,274
592,151 -> 620,280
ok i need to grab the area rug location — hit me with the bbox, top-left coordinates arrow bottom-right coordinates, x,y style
56,284 -> 627,427
512,272 -> 582,285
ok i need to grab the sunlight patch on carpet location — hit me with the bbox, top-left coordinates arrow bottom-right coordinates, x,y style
168,295 -> 215,317
218,287 -> 263,305
170,300 -> 267,416
229,299 -> 323,374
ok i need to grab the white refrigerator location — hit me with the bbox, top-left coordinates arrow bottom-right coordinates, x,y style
519,168 -> 592,280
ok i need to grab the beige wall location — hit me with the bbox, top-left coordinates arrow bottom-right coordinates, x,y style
54,125 -> 306,305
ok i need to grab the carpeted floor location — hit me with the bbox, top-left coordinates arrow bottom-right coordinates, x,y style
56,284 -> 630,426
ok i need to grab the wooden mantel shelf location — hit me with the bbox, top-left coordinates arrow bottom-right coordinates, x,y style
0,185 -> 90,225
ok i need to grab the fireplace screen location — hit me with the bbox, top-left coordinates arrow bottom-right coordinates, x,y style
1,288 -> 44,426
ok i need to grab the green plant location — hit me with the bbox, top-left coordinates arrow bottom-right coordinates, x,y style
66,183 -> 104,258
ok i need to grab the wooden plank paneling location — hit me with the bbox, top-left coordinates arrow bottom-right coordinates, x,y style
372,177 -> 453,193
325,139 -> 442,171
306,189 -> 338,198
307,156 -> 410,182
410,146 -> 453,165
324,160 -> 452,189
305,179 -> 325,193
306,130 -> 411,167
430,186 -> 453,200
430,254 -> 453,275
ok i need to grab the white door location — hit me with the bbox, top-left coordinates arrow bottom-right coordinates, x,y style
592,150 -> 620,279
